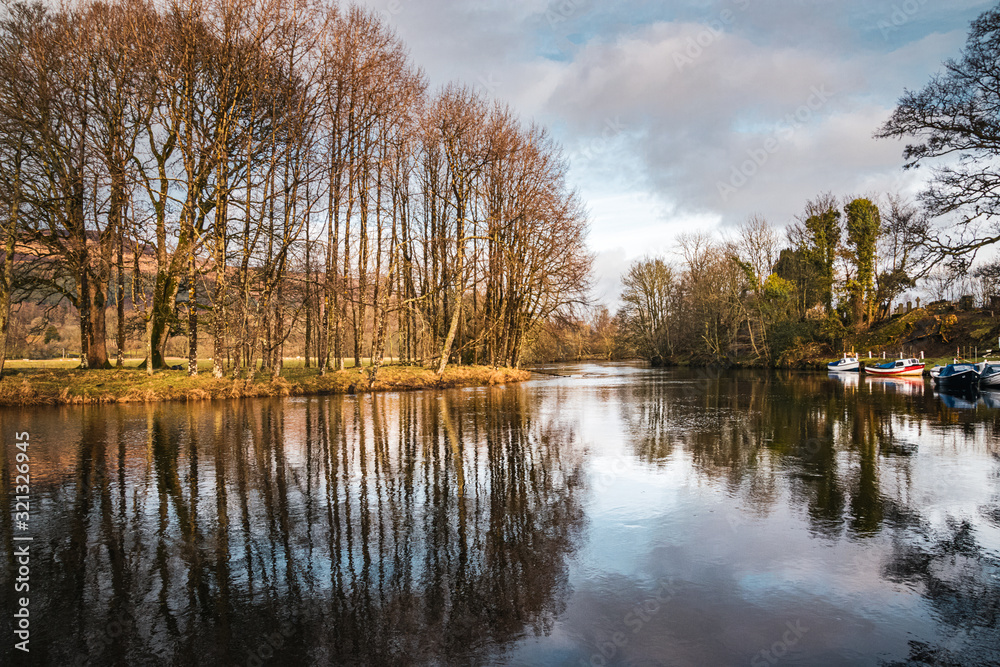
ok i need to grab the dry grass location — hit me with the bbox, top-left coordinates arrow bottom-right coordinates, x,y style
3,356 -> 386,371
0,364 -> 530,407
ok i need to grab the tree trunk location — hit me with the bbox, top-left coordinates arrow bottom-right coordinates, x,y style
0,151 -> 19,378
304,236 -> 311,369
212,165 -> 228,378
437,293 -> 462,375
113,164 -> 126,368
116,225 -> 125,367
86,276 -> 111,369
142,268 -> 175,371
145,317 -> 154,376
187,248 -> 198,376
79,266 -> 91,369
272,276 -> 284,377
0,230 -> 14,378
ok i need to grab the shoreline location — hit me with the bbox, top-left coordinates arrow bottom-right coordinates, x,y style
550,356 -> 959,374
655,357 -> 956,374
0,365 -> 532,407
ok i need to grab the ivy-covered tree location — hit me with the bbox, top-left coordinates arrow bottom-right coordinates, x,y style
773,246 -> 819,319
844,198 -> 881,327
783,193 -> 841,317
802,195 -> 841,312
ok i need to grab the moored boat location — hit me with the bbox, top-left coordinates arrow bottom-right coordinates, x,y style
863,357 -> 925,377
979,363 -> 1000,389
827,354 -> 860,372
932,363 -> 980,393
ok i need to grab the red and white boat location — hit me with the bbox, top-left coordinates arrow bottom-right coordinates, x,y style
863,357 -> 925,377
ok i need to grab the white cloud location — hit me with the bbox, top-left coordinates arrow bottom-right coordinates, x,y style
356,0 -> 995,305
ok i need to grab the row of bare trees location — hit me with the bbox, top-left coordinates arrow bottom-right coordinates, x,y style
0,0 -> 590,378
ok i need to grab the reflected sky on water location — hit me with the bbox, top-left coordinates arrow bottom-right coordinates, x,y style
1,362 -> 998,665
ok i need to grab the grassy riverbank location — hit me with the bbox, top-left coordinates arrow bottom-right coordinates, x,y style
0,364 -> 531,407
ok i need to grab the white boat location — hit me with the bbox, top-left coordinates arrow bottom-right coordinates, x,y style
980,363 -> 1000,389
827,355 -> 860,372
863,357 -> 925,377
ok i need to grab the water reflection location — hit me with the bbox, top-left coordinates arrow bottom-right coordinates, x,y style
600,366 -> 999,663
2,364 -> 999,665
618,369 -> 1000,539
828,370 -> 860,389
937,390 -> 980,410
982,390 -> 1000,410
882,516 -> 1000,666
0,390 -> 584,665
866,375 -> 926,396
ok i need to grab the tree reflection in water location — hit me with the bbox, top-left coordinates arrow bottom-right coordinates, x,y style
882,516 -> 1000,666
619,370 -> 1000,539
0,388 -> 584,665
2,365 -> 999,665
617,367 -> 1000,663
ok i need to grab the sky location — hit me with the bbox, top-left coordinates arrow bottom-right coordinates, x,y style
357,0 -> 996,307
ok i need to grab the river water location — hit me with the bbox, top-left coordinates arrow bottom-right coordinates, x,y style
1,362 -> 998,665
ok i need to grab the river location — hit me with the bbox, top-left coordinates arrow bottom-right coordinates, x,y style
1,362 -> 998,665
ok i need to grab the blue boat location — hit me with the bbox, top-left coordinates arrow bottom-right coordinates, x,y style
932,363 -> 980,393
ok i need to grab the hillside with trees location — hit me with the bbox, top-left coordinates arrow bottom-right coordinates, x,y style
609,192 -> 1000,367
608,198 -> 897,366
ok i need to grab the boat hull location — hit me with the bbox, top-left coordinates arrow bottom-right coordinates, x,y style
827,361 -> 859,372
864,364 -> 925,377
980,372 -> 1000,389
933,371 -> 979,392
